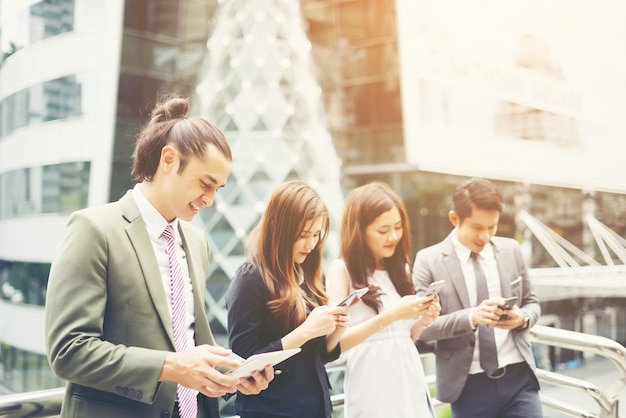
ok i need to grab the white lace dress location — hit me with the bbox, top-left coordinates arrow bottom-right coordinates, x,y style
341,266 -> 435,418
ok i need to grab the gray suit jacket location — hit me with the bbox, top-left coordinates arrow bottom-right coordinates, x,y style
413,233 -> 540,403
45,191 -> 218,418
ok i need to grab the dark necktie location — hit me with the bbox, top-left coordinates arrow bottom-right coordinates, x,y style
471,252 -> 499,375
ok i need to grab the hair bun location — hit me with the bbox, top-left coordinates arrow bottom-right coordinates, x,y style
150,95 -> 189,123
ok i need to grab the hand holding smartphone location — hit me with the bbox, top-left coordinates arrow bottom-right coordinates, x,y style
498,296 -> 518,319
424,280 -> 445,297
336,287 -> 369,307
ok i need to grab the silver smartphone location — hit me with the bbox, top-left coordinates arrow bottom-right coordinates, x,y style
336,287 -> 369,307
425,280 -> 445,296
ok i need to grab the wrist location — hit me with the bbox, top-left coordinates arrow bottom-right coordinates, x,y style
470,307 -> 479,329
377,312 -> 391,330
519,311 -> 530,329
377,316 -> 385,330
159,352 -> 177,382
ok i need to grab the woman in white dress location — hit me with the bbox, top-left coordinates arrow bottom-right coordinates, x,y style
326,181 -> 441,418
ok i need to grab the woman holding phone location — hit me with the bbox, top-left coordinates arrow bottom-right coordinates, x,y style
226,181 -> 348,418
326,181 -> 441,418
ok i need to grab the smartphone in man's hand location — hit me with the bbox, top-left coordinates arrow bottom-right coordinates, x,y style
499,296 -> 518,319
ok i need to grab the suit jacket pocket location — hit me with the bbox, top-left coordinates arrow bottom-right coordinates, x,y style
510,275 -> 522,297
72,385 -> 142,409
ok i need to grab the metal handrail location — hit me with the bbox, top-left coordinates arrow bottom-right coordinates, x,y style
0,387 -> 63,417
330,324 -> 626,418
2,324 -> 626,418
528,324 -> 626,418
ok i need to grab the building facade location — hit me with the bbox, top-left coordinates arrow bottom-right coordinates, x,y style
0,2 -> 344,412
300,0 -> 626,366
300,0 -> 626,254
0,0 -> 216,393
1,0 -> 626,405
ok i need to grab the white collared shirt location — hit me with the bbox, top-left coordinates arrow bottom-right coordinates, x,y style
451,231 -> 524,374
132,184 -> 196,347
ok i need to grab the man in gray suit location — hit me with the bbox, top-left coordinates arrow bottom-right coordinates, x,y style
413,178 -> 542,418
45,95 -> 272,418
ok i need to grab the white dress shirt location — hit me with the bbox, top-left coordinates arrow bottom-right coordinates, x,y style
132,184 -> 196,347
451,231 -> 524,374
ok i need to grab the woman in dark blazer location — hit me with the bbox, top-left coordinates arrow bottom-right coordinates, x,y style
226,181 -> 348,418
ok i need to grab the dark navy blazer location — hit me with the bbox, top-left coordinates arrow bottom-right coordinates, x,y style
225,261 -> 340,418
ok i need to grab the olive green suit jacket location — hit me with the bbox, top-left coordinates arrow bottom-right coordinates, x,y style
45,191 -> 218,418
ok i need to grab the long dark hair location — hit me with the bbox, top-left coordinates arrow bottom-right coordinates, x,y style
247,181 -> 330,330
340,181 -> 414,312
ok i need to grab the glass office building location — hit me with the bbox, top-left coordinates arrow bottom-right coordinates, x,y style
0,0 -> 217,393
2,0 -> 626,405
300,0 -> 626,361
0,1 -> 345,410
300,0 -> 626,252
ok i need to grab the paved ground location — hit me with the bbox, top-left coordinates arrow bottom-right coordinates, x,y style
541,355 -> 625,417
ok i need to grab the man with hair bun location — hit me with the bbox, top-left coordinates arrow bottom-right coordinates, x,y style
45,94 -> 273,418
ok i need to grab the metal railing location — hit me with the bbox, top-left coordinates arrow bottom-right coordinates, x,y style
528,325 -> 626,418
0,387 -> 63,418
330,324 -> 626,418
2,324 -> 626,418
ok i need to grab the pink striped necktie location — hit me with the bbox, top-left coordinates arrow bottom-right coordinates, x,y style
162,225 -> 198,418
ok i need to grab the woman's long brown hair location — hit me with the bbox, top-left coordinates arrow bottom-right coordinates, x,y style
247,181 -> 330,330
340,181 -> 415,313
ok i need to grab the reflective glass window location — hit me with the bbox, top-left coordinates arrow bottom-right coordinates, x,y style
1,0 -> 80,56
0,343 -> 63,392
0,162 -> 90,218
121,33 -> 177,75
342,42 -> 398,80
0,167 -> 40,217
0,74 -> 84,137
337,0 -> 396,42
116,73 -> 166,119
345,81 -> 402,126
29,0 -> 75,43
123,0 -> 180,37
41,162 -> 90,213
181,1 -> 213,43
0,260 -> 50,306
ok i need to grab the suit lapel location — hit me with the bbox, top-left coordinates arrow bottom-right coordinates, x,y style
179,222 -> 214,346
492,239 -> 513,298
441,236 -> 472,308
120,191 -> 175,347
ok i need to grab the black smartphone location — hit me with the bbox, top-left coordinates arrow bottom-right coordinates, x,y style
499,296 -> 518,319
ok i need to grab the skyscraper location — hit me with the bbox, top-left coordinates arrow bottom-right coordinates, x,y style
0,4 -> 344,413
194,0 -> 344,343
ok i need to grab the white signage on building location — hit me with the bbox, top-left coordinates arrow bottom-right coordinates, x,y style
396,0 -> 626,193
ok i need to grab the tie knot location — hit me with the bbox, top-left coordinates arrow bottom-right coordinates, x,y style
471,252 -> 479,261
162,225 -> 175,241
